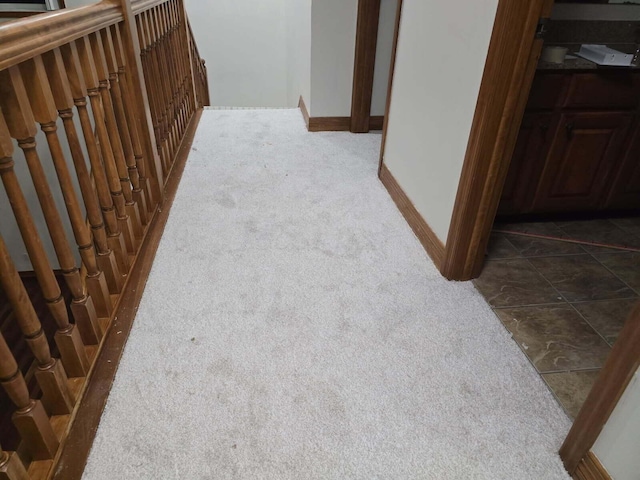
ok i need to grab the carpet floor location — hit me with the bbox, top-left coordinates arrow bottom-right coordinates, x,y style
83,109 -> 571,479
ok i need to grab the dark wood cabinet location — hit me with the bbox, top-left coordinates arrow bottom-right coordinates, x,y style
499,114 -> 554,215
498,71 -> 640,215
534,112 -> 633,212
607,123 -> 640,210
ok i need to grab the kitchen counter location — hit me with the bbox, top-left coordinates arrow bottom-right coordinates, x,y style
537,44 -> 639,71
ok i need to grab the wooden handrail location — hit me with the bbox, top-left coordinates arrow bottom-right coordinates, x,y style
131,0 -> 167,15
0,1 -> 122,72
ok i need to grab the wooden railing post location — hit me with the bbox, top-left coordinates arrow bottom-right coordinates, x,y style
0,332 -> 59,461
115,0 -> 164,201
88,32 -> 144,247
0,74 -> 90,378
180,1 -> 199,112
16,57 -> 106,346
60,40 -> 130,280
0,233 -> 75,415
0,445 -> 29,480
75,36 -> 137,261
42,47 -> 122,302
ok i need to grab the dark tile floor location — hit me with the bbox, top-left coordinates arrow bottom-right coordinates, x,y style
474,217 -> 640,420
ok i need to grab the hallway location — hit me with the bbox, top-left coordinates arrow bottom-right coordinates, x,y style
82,109 -> 571,479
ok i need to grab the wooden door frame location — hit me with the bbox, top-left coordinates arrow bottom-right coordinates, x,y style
350,0 -> 381,133
378,0 -> 554,280
560,304 -> 640,476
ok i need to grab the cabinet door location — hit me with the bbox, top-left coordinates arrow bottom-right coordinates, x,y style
532,112 -> 633,213
607,123 -> 640,210
498,113 -> 555,215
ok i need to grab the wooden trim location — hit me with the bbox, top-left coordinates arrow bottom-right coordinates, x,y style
350,0 -> 381,133
308,116 -> 351,132
377,0 -> 403,175
0,1 -> 123,71
298,95 -> 310,130
379,164 -> 445,269
560,303 -> 640,475
369,116 -> 384,130
440,0 -> 554,281
50,109 -> 204,480
573,452 -> 612,480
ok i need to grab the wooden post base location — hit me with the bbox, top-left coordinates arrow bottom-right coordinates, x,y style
35,359 -> 74,415
12,400 -> 59,461
54,326 -> 90,378
97,250 -> 124,294
126,202 -> 143,241
0,451 -> 29,480
108,231 -> 129,273
86,270 -> 112,318
133,189 -> 149,225
118,215 -> 136,255
70,296 -> 102,346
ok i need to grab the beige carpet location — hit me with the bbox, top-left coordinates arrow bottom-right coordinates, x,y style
82,109 -> 571,479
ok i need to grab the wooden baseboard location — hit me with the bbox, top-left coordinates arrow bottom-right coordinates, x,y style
573,452 -> 611,480
370,116 -> 384,130
298,96 -> 384,133
308,116 -> 351,132
379,164 -> 446,270
51,109 -> 204,480
298,95 -> 310,129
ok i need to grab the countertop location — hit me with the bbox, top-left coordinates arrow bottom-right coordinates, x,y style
537,44 -> 640,71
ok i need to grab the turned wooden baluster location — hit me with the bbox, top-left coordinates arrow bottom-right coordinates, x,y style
145,10 -> 172,168
112,24 -> 153,217
163,2 -> 183,151
0,332 -> 59,460
88,32 -> 143,246
61,41 -> 129,280
75,36 -> 137,259
0,69 -> 90,378
145,8 -> 171,160
0,444 -> 28,480
136,13 -> 165,174
17,57 -> 105,346
99,27 -> 149,226
177,0 -> 196,125
0,233 -> 75,414
40,48 -> 114,321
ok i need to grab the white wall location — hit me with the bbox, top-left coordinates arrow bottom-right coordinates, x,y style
185,0 -> 290,108
371,0 -> 397,117
382,0 -> 498,243
593,367 -> 640,480
308,0 -> 358,117
284,0 -> 312,108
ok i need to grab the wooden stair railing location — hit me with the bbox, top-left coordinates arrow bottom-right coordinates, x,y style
0,1 -> 209,478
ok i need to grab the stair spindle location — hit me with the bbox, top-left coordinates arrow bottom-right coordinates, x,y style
0,234 -> 75,415
75,36 -> 137,262
112,24 -> 154,217
16,57 -> 105,347
0,71 -> 90,378
88,32 -> 143,248
59,41 -> 129,283
0,445 -> 29,480
0,333 -> 58,461
99,27 -> 148,227
38,48 -> 115,325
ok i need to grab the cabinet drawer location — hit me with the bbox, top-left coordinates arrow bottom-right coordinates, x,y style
564,73 -> 640,110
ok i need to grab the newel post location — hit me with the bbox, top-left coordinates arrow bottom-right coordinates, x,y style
113,0 -> 164,203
